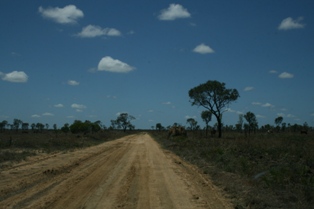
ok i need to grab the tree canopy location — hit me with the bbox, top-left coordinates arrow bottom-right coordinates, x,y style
113,113 -> 135,132
244,111 -> 258,134
189,80 -> 239,138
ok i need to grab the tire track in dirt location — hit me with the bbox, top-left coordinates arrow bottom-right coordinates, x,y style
0,133 -> 233,209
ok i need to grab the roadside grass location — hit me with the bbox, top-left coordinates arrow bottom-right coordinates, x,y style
0,130 -> 129,166
151,131 -> 314,209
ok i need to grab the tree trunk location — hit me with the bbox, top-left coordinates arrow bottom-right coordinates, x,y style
215,114 -> 222,138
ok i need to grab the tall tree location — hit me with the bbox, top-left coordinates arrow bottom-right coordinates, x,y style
61,123 -> 70,134
275,116 -> 283,132
236,114 -> 243,132
201,111 -> 212,137
0,120 -> 8,132
22,123 -> 29,132
156,123 -> 163,131
13,119 -> 22,132
186,118 -> 198,130
244,111 -> 258,134
189,80 -> 239,138
275,116 -> 283,126
115,113 -> 135,132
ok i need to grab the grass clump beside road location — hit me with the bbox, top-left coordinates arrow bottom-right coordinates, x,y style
151,131 -> 314,209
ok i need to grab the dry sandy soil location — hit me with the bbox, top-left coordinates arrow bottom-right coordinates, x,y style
0,133 -> 232,209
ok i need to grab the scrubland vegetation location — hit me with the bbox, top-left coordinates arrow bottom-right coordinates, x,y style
1,80 -> 313,208
152,130 -> 314,209
0,130 -> 129,167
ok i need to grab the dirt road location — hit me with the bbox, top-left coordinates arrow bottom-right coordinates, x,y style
0,133 -> 232,209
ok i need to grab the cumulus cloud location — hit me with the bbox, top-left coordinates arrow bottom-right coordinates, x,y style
193,43 -> 214,54
71,103 -> 86,109
42,112 -> 54,116
278,17 -> 305,30
244,86 -> 254,91
262,103 -> 274,107
98,56 -> 134,73
1,71 -> 28,83
279,72 -> 294,79
31,114 -> 41,118
269,70 -> 278,74
54,104 -> 64,108
225,108 -> 236,113
252,102 -> 274,108
158,4 -> 191,20
68,80 -> 79,86
162,101 -> 172,105
77,25 -> 121,38
39,5 -> 84,24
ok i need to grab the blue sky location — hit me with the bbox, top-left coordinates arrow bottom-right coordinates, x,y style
1,0 -> 314,129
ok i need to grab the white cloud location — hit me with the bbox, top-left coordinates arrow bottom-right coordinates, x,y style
225,108 -> 236,113
252,102 -> 262,106
244,86 -> 254,91
39,5 -> 84,24
54,104 -> 64,108
162,101 -> 172,105
98,56 -> 134,73
252,102 -> 274,108
193,43 -> 214,54
269,70 -> 278,74
278,17 -> 305,30
185,115 -> 197,119
1,71 -> 28,83
31,114 -> 41,118
68,80 -> 80,86
287,114 -> 296,118
158,4 -> 191,20
106,28 -> 121,36
71,103 -> 86,109
262,103 -> 274,108
77,25 -> 121,38
256,114 -> 265,118
42,112 -> 54,116
279,72 -> 294,79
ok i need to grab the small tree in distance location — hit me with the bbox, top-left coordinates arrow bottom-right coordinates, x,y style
189,80 -> 239,138
115,113 -> 135,132
156,123 -> 164,131
201,110 -> 212,137
244,111 -> 258,135
275,116 -> 283,132
186,118 -> 198,130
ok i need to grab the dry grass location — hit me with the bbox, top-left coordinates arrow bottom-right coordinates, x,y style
0,130 -> 130,166
151,131 -> 314,209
